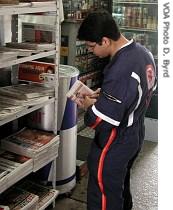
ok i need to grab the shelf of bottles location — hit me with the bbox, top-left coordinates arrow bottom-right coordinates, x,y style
112,0 -> 158,59
63,0 -> 109,21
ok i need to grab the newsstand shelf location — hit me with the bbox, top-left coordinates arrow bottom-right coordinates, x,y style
0,1 -> 57,15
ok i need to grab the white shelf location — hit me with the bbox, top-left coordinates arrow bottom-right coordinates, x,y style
0,50 -> 56,68
116,1 -> 157,5
0,1 -> 57,15
120,27 -> 157,33
0,97 -> 55,126
0,0 -> 60,207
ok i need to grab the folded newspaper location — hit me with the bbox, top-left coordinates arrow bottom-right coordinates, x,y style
66,80 -> 94,106
0,149 -> 33,194
1,127 -> 59,157
0,187 -> 39,210
0,84 -> 54,99
17,180 -> 59,210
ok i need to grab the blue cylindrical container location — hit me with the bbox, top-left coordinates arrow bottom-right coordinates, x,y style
48,65 -> 79,194
27,65 -> 79,194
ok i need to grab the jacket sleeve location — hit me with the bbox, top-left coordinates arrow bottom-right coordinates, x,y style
84,66 -> 141,131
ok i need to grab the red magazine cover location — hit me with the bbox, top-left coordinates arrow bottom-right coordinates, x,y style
19,61 -> 54,83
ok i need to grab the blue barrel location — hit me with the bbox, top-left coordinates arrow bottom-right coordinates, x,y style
48,65 -> 79,193
28,65 -> 79,194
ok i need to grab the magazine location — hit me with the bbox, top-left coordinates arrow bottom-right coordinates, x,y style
19,61 -> 55,83
66,80 -> 94,106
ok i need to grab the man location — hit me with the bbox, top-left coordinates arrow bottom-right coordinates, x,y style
77,10 -> 156,210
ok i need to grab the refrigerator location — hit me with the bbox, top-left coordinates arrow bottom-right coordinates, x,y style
111,0 -> 158,141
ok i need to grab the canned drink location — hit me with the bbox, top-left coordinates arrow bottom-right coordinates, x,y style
131,7 -> 136,18
153,17 -> 157,30
125,17 -> 131,27
136,7 -> 141,18
147,16 -> 153,29
122,6 -> 126,16
142,8 -> 148,29
136,18 -> 142,28
143,7 -> 148,19
121,17 -> 125,26
131,17 -> 136,27
145,34 -> 149,45
126,7 -> 132,17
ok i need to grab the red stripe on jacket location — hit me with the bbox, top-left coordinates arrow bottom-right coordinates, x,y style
97,128 -> 117,210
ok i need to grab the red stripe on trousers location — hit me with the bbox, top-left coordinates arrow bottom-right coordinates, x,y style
97,128 -> 117,210
90,117 -> 102,129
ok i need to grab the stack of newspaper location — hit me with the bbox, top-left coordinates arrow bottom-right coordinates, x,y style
0,84 -> 54,121
0,150 -> 33,194
0,187 -> 39,210
6,42 -> 55,52
0,102 -> 25,121
0,51 -> 18,62
1,128 -> 60,172
0,95 -> 51,106
0,84 -> 54,99
16,180 -> 59,210
0,46 -> 36,57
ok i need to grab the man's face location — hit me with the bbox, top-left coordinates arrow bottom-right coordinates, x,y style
85,40 -> 110,58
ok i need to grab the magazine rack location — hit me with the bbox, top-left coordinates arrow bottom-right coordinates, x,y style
0,0 -> 60,208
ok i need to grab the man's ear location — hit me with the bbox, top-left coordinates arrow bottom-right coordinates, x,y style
102,37 -> 111,46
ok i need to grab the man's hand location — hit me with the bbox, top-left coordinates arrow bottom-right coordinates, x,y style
79,96 -> 96,110
78,88 -> 101,110
89,88 -> 101,99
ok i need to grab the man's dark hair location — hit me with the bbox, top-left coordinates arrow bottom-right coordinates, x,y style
77,10 -> 120,43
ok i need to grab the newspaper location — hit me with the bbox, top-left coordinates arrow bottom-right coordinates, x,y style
6,42 -> 55,51
0,150 -> 33,194
1,127 -> 59,157
0,47 -> 36,57
0,168 -> 9,179
17,180 -> 59,209
0,83 -> 54,99
0,187 -> 39,210
0,102 -> 24,121
0,95 -> 50,106
66,80 -> 94,106
0,51 -> 18,63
